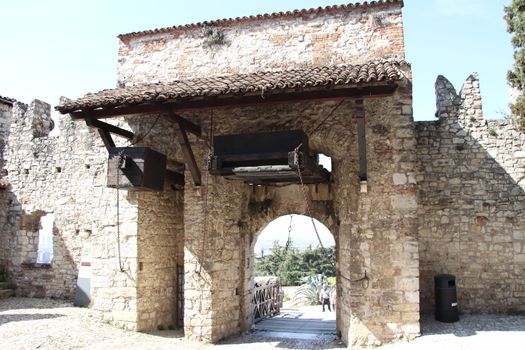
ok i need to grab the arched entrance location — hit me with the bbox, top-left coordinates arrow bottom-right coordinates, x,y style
251,214 -> 338,338
244,209 -> 340,338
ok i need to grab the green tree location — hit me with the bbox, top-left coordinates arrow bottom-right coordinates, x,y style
255,240 -> 335,286
505,0 -> 525,130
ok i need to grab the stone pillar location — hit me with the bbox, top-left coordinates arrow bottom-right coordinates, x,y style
344,85 -> 420,347
183,175 -> 249,342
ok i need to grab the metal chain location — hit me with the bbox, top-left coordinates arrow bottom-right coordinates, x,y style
285,214 -> 293,251
116,154 -> 125,272
293,144 -> 369,288
196,110 -> 214,274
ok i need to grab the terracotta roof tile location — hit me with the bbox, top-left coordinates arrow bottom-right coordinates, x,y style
118,1 -> 404,40
56,60 -> 407,114
0,95 -> 16,105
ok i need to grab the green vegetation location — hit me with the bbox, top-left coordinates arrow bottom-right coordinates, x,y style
255,240 -> 335,286
488,126 -> 498,137
505,0 -> 525,130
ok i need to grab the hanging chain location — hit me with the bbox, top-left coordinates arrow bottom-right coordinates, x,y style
112,115 -> 161,274
285,214 -> 293,251
293,144 -> 369,288
196,110 -> 214,274
293,144 -> 332,264
116,153 -> 125,273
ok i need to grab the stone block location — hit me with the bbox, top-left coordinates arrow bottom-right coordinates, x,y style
391,195 -> 417,211
393,173 -> 408,185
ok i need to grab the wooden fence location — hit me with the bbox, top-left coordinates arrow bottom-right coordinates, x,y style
252,277 -> 282,323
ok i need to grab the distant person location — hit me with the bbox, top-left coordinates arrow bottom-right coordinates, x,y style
319,285 -> 331,312
330,289 -> 336,312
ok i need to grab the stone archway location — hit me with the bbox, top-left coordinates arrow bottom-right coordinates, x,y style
236,183 -> 340,336
248,212 -> 339,337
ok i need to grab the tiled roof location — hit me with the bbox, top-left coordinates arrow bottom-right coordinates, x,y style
118,1 -> 404,40
0,95 -> 16,105
56,60 -> 406,114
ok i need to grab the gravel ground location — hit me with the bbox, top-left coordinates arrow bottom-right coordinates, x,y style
1,298 -> 524,350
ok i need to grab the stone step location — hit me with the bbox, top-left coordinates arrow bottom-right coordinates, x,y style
0,288 -> 15,300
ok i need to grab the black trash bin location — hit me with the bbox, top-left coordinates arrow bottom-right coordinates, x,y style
434,274 -> 459,322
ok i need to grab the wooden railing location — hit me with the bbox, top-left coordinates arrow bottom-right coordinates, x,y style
252,277 -> 282,323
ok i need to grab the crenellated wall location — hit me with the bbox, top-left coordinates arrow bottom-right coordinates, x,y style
416,74 -> 525,314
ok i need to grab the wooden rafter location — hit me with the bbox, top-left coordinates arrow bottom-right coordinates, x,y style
167,111 -> 201,186
85,117 -> 134,140
97,128 -> 115,151
165,113 -> 202,138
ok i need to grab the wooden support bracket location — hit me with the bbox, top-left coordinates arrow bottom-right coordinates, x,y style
85,117 -> 134,140
355,99 -> 367,182
97,128 -> 115,151
84,117 -> 134,151
166,113 -> 202,138
166,111 -> 201,186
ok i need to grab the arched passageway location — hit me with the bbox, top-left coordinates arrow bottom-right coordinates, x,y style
248,213 -> 339,339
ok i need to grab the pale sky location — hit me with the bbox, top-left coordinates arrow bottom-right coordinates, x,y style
0,0 -> 515,247
255,214 -> 335,254
0,0 -> 514,120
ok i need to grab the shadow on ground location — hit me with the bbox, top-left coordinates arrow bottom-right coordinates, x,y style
0,313 -> 65,325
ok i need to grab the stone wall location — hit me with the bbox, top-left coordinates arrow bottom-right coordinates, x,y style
416,74 -> 525,314
111,2 -> 419,347
0,99 -> 100,298
136,188 -> 184,331
117,2 -> 405,84
167,74 -> 419,345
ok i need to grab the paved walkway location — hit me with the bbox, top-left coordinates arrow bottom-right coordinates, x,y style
255,306 -> 336,339
1,298 -> 525,349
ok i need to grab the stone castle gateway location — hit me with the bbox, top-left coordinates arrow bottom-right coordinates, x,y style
0,1 -> 523,348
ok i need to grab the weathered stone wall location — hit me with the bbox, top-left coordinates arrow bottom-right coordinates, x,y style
0,100 -> 12,171
0,99 -> 102,298
0,100 -> 13,265
136,188 -> 184,331
168,74 -> 419,345
112,2 -> 419,347
117,3 -> 405,84
416,74 -> 525,314
0,100 -> 143,330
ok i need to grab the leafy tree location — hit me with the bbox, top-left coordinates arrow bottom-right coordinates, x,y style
255,240 -> 335,286
505,0 -> 525,130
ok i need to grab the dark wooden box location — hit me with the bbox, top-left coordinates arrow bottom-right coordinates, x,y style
107,147 -> 166,191
211,130 -> 309,170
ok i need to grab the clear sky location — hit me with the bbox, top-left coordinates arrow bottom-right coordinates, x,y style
0,0 -> 514,121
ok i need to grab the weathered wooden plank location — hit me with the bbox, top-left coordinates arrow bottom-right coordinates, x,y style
85,117 -> 134,140
171,115 -> 201,186
97,128 -> 115,151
